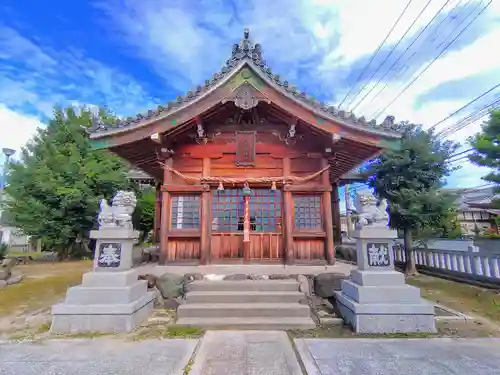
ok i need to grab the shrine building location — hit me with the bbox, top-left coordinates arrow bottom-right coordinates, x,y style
89,29 -> 405,265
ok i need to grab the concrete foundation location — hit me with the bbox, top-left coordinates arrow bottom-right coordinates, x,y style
335,226 -> 436,334
51,270 -> 155,334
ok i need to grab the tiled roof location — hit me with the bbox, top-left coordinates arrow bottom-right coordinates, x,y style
90,29 -> 406,137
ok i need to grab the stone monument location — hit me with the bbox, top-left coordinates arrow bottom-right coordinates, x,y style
51,191 -> 155,333
335,190 -> 436,333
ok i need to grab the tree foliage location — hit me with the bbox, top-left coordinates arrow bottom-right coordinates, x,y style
132,185 -> 156,242
364,124 -> 459,274
4,106 -> 129,258
469,109 -> 500,205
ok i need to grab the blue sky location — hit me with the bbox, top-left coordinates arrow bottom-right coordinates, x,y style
1,0 -> 500,206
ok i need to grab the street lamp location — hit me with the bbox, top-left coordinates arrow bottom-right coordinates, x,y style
0,148 -> 15,195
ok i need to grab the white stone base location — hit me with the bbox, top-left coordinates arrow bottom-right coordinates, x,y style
335,270 -> 436,334
336,296 -> 436,333
51,269 -> 155,334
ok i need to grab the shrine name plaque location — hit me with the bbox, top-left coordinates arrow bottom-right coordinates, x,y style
235,131 -> 256,166
97,242 -> 122,268
366,242 -> 391,267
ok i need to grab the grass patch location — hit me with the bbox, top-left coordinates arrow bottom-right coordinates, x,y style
289,320 -> 499,339
0,261 -> 92,316
53,331 -> 114,339
288,325 -> 437,339
407,274 -> 500,323
183,359 -> 194,375
7,251 -> 45,259
132,324 -> 204,341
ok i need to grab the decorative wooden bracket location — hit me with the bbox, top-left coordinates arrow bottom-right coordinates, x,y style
222,82 -> 271,110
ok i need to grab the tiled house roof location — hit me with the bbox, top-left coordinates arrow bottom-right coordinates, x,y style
90,29 -> 406,138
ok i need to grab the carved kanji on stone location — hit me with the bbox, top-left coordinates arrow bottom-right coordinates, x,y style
366,243 -> 390,267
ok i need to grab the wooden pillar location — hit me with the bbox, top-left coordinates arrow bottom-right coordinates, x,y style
153,182 -> 161,244
159,158 -> 172,265
322,159 -> 335,265
200,158 -> 211,264
282,157 -> 294,265
332,183 -> 342,245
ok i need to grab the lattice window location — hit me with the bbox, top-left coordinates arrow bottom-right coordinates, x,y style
294,195 -> 322,230
212,189 -> 244,232
250,189 -> 282,232
211,188 -> 282,233
171,195 -> 200,229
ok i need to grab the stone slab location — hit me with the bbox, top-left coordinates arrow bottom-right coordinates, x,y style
295,338 -> 500,375
52,290 -> 155,315
50,295 -> 154,333
81,269 -> 139,287
65,280 -> 148,305
335,291 -> 435,315
341,279 -> 422,304
189,330 -> 303,375
0,338 -> 198,375
337,302 -> 436,333
350,269 -> 405,286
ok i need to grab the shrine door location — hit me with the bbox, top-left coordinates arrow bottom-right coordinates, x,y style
210,188 -> 284,262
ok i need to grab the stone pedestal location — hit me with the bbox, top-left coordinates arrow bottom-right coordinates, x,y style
51,229 -> 155,334
335,226 -> 436,333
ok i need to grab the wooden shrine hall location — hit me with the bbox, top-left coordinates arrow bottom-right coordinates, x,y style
89,29 -> 405,265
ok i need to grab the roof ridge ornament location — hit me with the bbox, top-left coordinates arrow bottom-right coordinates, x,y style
227,28 -> 264,67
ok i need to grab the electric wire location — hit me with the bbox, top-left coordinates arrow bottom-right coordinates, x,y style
438,96 -> 500,138
371,0 -> 492,119
350,0 -> 450,112
345,0 -> 434,111
337,0 -> 414,109
364,0 -> 469,118
429,82 -> 500,131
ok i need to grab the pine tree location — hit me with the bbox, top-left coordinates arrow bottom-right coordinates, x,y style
365,124 -> 459,274
469,109 -> 500,205
4,106 -> 129,259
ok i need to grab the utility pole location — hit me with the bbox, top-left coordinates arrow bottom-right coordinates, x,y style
0,148 -> 15,196
344,184 -> 352,238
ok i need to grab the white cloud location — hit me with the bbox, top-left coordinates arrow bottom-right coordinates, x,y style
1,0 -> 499,189
0,26 -> 158,120
0,105 -> 43,163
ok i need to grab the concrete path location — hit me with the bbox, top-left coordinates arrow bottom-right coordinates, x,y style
0,338 -> 198,375
189,330 -> 303,375
2,335 -> 500,374
295,338 -> 500,375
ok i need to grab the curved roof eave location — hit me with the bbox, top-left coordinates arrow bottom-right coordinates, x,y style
89,29 -> 407,141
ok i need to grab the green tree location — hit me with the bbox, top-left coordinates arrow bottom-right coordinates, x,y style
365,124 -> 459,274
469,109 -> 500,207
4,106 -> 129,259
132,185 -> 156,242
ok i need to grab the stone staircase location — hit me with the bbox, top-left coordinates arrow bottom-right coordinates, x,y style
176,279 -> 316,329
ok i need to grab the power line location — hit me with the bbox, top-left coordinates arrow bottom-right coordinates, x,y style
350,0 -> 448,112
346,0 -> 434,111
337,0 -> 414,109
429,82 -> 500,131
363,0 -> 468,118
438,96 -> 500,138
372,0 -> 492,119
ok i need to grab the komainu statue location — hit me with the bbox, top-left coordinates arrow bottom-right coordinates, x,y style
97,191 -> 137,230
355,191 -> 389,229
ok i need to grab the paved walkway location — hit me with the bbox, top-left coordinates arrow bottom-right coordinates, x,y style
295,338 -> 500,375
2,334 -> 500,374
189,331 -> 302,375
0,338 -> 197,375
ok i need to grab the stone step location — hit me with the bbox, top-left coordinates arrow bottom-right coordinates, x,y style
185,291 -> 304,304
177,303 -> 311,318
176,317 -> 316,330
188,280 -> 299,292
